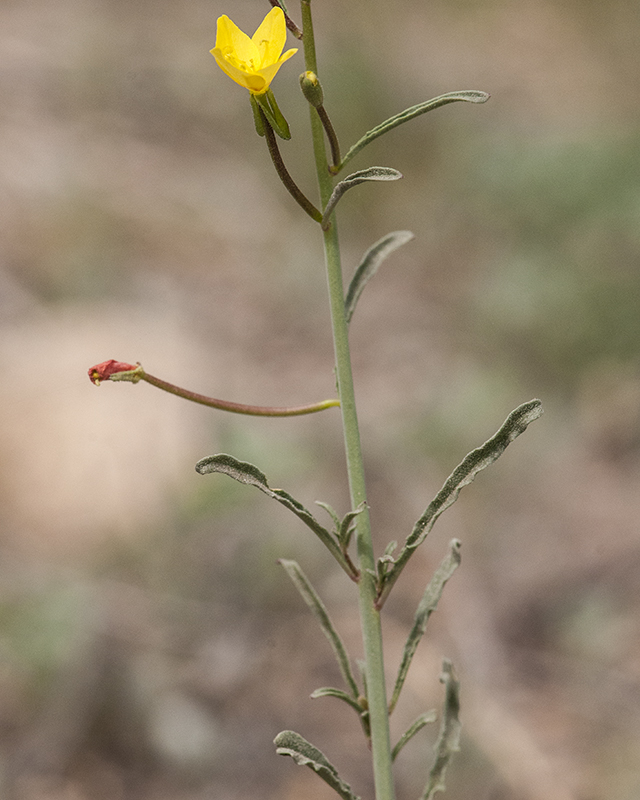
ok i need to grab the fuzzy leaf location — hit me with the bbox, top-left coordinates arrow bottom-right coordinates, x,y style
392,711 -> 437,761
422,660 -> 461,800
338,90 -> 490,171
345,231 -> 414,323
195,454 -> 354,577
377,399 -> 542,606
321,167 -> 402,229
279,559 -> 360,699
274,730 -> 361,800
311,687 -> 365,715
389,540 -> 461,713
315,502 -> 364,552
337,503 -> 365,549
316,500 -> 341,531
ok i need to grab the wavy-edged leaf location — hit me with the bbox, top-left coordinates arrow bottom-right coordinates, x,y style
274,730 -> 361,800
377,399 -> 542,607
345,231 -> 415,324
389,540 -> 461,713
321,167 -> 402,229
422,660 -> 461,800
392,710 -> 437,761
195,454 -> 355,578
279,559 -> 360,699
338,90 -> 490,172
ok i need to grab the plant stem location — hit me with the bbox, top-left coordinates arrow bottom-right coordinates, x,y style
317,105 -> 341,172
300,3 -> 395,799
142,371 -> 339,416
262,111 -> 323,223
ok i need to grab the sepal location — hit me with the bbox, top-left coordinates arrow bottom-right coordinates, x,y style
299,70 -> 324,108
254,88 -> 291,139
250,95 -> 267,137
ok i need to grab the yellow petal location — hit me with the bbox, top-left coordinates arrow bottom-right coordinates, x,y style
279,48 -> 298,64
252,6 -> 287,67
211,9 -> 296,94
254,48 -> 298,93
215,14 -> 259,69
210,48 -> 254,91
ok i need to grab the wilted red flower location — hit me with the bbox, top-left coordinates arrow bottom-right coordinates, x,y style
88,360 -> 139,385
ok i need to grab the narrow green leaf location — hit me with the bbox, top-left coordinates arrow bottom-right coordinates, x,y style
316,500 -> 341,531
391,711 -> 437,761
375,553 -> 394,589
422,660 -> 461,800
345,231 -> 414,324
355,660 -> 371,738
337,502 -> 365,549
274,730 -> 361,800
377,399 -> 543,607
321,167 -> 402,229
315,501 -> 364,552
195,454 -> 355,578
311,687 -> 365,715
389,540 -> 461,713
338,90 -> 490,172
279,559 -> 360,699
357,660 -> 367,696
383,540 -> 398,558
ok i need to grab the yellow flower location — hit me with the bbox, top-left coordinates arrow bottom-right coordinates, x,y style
211,7 -> 298,95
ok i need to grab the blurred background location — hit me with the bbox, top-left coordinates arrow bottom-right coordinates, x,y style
1,0 -> 639,797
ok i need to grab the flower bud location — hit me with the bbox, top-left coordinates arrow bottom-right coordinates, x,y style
88,360 -> 143,385
299,71 -> 324,108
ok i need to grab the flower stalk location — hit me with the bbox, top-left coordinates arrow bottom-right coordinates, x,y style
299,71 -> 341,171
318,105 -> 341,173
260,108 -> 323,222
88,360 -> 339,417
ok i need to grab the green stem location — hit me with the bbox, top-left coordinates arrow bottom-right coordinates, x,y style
300,3 -> 395,799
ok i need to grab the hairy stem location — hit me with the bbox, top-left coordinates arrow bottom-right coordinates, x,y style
262,111 -> 322,222
301,2 -> 395,799
317,105 -> 341,172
